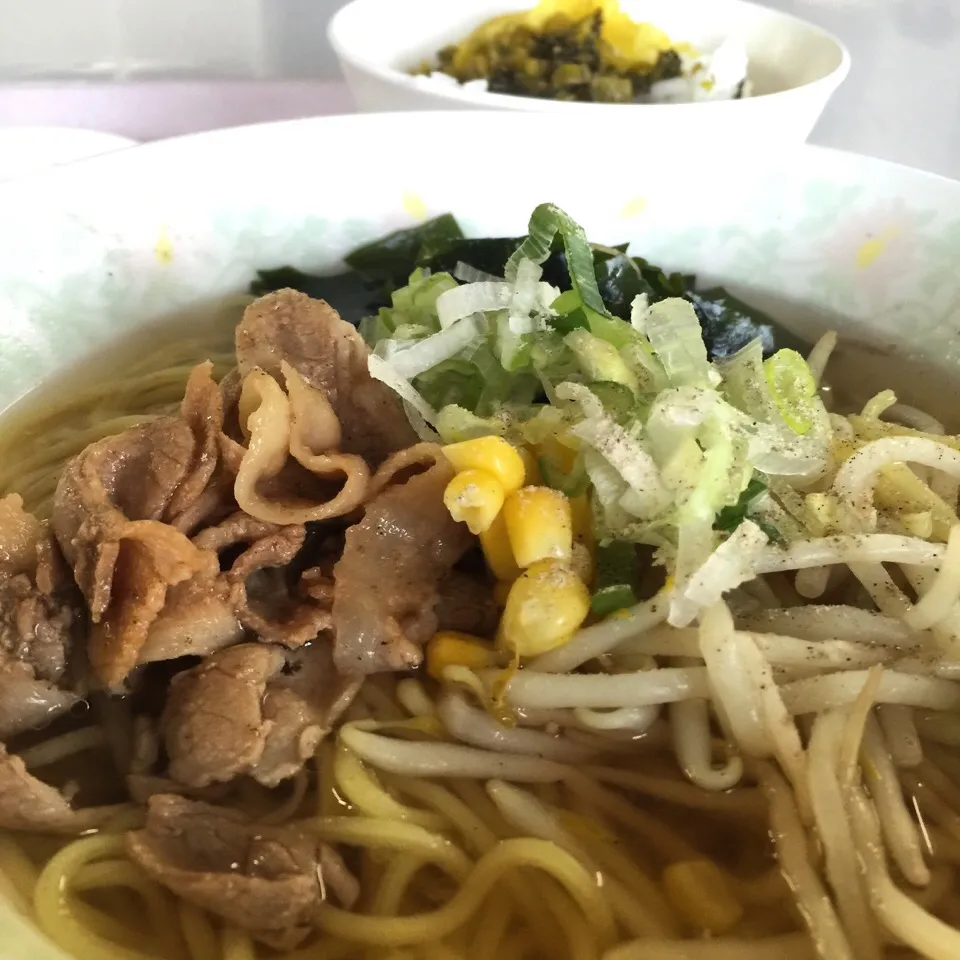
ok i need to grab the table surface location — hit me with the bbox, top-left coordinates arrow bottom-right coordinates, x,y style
0,0 -> 955,181
766,0 -> 960,182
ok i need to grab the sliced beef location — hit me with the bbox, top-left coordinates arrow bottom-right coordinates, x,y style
332,449 -> 473,675
236,289 -> 416,466
166,362 -> 232,533
299,566 -> 334,606
163,644 -> 285,789
126,716 -> 235,804
435,571 -> 500,638
0,743 -> 114,834
162,641 -> 358,790
0,571 -> 72,682
256,643 -> 361,787
137,575 -> 243,664
52,418 -> 217,687
231,367 -> 369,527
194,512 -> 331,648
126,776 -> 234,806
366,441 -> 451,499
192,512 -> 282,556
0,495 -> 81,738
126,794 -> 356,949
0,493 -> 44,576
227,524 -> 318,646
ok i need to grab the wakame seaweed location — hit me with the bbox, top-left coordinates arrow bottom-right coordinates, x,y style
249,213 -> 801,359
249,214 -> 465,325
344,213 -> 464,292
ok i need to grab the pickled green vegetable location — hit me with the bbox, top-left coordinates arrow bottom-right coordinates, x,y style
412,0 -> 685,104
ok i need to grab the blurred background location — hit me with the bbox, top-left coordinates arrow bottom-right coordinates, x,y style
0,0 -> 956,178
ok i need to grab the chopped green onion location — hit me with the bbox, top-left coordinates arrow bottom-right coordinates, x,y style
585,381 -> 637,421
714,476 -> 766,533
436,405 -> 506,444
551,289 -> 582,315
713,476 -> 782,543
763,348 -> 818,436
591,584 -> 638,617
565,330 -> 639,393
590,540 -> 640,615
507,204 -> 612,320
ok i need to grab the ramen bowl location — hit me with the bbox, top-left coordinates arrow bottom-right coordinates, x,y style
2,111 -> 960,960
328,0 -> 850,145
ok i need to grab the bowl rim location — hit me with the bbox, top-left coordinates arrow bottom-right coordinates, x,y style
328,0 -> 852,112
4,111 -> 957,198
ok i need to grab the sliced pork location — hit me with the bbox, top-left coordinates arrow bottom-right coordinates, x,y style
127,794 -> 357,949
255,642 -> 361,787
162,641 -> 357,789
0,494 -> 81,738
332,448 -> 472,675
231,365 -> 369,527
194,512 -> 332,648
163,644 -> 285,789
52,417 -> 217,686
236,289 -> 416,466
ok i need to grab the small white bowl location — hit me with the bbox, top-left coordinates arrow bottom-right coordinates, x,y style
329,0 -> 850,144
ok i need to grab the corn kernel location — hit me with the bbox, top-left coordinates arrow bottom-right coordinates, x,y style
662,860 -> 743,934
480,512 -> 522,581
499,559 -> 590,656
443,437 -> 526,494
443,469 -> 504,534
502,486 -> 572,568
426,632 -> 499,682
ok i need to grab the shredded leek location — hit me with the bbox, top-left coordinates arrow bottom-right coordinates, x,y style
360,203 -> 837,627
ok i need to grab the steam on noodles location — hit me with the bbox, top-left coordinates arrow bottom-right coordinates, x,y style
0,205 -> 959,960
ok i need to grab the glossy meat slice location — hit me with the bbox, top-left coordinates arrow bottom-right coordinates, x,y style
231,365 -> 370,527
50,362 -> 243,686
127,794 -> 357,949
332,448 -> 473,675
52,417 -> 216,686
163,644 -> 285,789
256,643 -> 361,787
0,493 -> 44,576
236,289 -> 416,466
166,361 -> 233,533
136,574 -> 242,665
163,641 -> 358,789
0,494 -> 81,738
194,511 -> 332,648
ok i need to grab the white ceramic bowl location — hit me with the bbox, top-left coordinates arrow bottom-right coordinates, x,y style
2,112 -> 960,958
0,127 -> 135,183
328,0 -> 850,145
